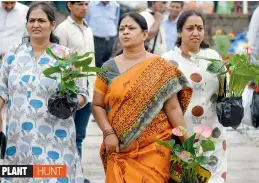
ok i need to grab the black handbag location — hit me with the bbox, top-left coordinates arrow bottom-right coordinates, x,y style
0,131 -> 7,159
251,92 -> 259,128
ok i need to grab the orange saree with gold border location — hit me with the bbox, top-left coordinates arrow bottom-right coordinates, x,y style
94,56 -> 192,183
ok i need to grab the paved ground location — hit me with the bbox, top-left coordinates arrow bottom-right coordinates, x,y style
82,118 -> 259,183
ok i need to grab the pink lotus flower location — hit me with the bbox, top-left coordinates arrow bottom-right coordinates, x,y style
243,44 -> 254,51
243,44 -> 254,54
179,151 -> 191,162
71,65 -> 76,71
55,46 -> 66,56
172,126 -> 186,136
193,125 -> 212,138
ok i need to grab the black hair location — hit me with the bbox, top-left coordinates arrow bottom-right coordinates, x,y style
171,1 -> 184,8
147,1 -> 153,8
118,12 -> 148,32
175,10 -> 209,49
147,1 -> 168,8
66,1 -> 81,12
26,2 -> 59,44
113,12 -> 148,56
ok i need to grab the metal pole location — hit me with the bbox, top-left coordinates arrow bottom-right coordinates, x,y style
243,1 -> 248,14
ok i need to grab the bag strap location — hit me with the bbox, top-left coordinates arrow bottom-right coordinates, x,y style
151,29 -> 159,53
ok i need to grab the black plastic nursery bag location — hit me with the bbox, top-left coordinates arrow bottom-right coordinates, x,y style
216,97 -> 244,128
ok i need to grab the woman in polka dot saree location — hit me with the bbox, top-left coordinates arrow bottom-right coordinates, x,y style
163,10 -> 227,183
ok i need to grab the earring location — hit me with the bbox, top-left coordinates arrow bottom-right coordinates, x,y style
178,33 -> 181,38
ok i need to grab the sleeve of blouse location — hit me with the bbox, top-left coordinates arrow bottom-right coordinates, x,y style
94,69 -> 108,96
75,77 -> 88,107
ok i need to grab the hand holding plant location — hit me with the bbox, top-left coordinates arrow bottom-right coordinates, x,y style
155,125 -> 216,183
43,48 -> 106,119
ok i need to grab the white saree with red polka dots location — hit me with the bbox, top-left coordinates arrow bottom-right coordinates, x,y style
163,47 -> 227,183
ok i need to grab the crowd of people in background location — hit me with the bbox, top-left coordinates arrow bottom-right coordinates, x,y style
0,1 -> 258,183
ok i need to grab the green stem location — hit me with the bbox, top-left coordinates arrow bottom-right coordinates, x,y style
183,167 -> 197,182
60,72 -> 65,96
196,133 -> 202,158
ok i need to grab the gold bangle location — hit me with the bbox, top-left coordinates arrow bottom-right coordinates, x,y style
103,129 -> 115,139
103,132 -> 115,139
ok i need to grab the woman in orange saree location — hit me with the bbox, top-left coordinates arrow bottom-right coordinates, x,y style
92,12 -> 193,183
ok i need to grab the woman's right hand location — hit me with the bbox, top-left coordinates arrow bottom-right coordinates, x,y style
104,134 -> 120,154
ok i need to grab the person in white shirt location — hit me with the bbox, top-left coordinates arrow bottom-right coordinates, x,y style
248,6 -> 259,57
163,1 -> 183,51
55,2 -> 94,183
140,1 -> 167,56
0,1 -> 28,61
162,10 -> 227,183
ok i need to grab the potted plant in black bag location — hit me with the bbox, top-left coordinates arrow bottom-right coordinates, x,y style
43,48 -> 106,119
155,125 -> 216,183
190,48 -> 259,128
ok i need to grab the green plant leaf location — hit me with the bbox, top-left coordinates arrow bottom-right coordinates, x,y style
206,62 -> 223,74
187,162 -> 199,169
171,154 -> 179,161
168,139 -> 176,147
42,66 -> 61,76
189,52 -> 222,62
82,66 -> 107,72
46,48 -> 63,60
196,156 -> 210,164
44,75 -> 57,80
200,139 -> 215,152
154,139 -> 173,150
183,133 -> 196,155
72,57 -> 93,67
64,81 -> 77,92
174,144 -> 181,151
62,73 -> 89,82
76,52 -> 94,59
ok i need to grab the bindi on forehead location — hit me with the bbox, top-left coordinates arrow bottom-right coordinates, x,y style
120,24 -> 133,28
186,24 -> 203,27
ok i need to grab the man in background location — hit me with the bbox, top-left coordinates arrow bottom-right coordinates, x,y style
140,1 -> 167,56
248,6 -> 259,56
0,1 -> 28,62
55,2 -> 95,183
163,1 -> 183,51
85,1 -> 120,68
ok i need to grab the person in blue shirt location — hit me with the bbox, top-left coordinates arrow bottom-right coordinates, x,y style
85,1 -> 120,68
163,1 -> 183,51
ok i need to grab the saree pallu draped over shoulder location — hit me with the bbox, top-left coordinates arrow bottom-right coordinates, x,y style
94,56 -> 193,183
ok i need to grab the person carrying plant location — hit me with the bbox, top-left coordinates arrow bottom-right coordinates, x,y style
92,12 -> 193,183
0,2 -> 88,182
163,10 -> 227,183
